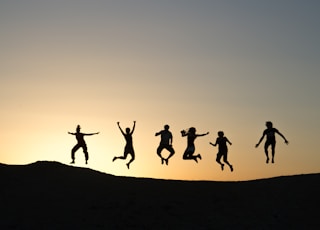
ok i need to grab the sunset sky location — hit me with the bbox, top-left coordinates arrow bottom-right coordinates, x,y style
1,0 -> 319,181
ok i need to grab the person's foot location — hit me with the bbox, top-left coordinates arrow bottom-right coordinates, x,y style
126,163 -> 130,169
221,164 -> 224,171
198,154 -> 202,160
112,157 -> 117,162
266,158 -> 269,164
272,158 -> 274,163
230,165 -> 233,172
70,160 -> 75,164
85,160 -> 88,164
165,159 -> 169,165
161,158 -> 164,165
194,158 -> 198,163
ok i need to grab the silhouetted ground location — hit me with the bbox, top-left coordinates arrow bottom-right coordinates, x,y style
0,161 -> 319,229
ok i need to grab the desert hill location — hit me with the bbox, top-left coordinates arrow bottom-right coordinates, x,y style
0,161 -> 319,229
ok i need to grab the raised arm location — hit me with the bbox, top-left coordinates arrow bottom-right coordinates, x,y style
130,121 -> 136,135
117,122 -> 125,135
181,130 -> 187,137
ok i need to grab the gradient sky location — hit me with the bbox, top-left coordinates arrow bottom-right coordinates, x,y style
1,0 -> 319,181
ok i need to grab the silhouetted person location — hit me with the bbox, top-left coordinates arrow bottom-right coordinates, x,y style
181,127 -> 209,163
256,121 -> 289,164
68,125 -> 99,164
113,121 -> 136,169
155,125 -> 175,165
210,131 -> 233,172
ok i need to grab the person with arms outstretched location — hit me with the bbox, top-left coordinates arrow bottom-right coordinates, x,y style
113,121 -> 136,169
155,124 -> 175,165
256,121 -> 289,164
68,125 -> 99,164
181,127 -> 209,163
210,131 -> 233,172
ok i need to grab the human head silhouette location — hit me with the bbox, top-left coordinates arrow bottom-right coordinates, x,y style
189,127 -> 196,134
126,128 -> 131,134
76,125 -> 81,132
164,125 -> 169,130
218,131 -> 224,137
266,121 -> 273,128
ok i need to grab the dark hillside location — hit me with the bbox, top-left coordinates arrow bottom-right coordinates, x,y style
0,161 -> 319,229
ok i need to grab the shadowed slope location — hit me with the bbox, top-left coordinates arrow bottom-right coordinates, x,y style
0,161 -> 319,229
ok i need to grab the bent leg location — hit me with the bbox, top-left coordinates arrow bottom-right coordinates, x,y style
71,144 -> 81,163
126,151 -> 135,169
216,152 -> 223,164
183,150 -> 191,160
183,146 -> 194,160
222,151 -> 230,165
113,149 -> 128,162
223,152 -> 233,171
216,152 -> 224,170
157,145 -> 164,159
166,146 -> 175,160
83,145 -> 89,164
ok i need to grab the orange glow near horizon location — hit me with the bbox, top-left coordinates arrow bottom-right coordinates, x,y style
0,112 -> 317,181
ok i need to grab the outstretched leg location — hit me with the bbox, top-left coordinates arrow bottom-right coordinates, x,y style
113,155 -> 126,162
113,147 -> 129,162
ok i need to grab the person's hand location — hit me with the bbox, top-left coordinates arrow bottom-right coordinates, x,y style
285,140 -> 289,145
255,144 -> 259,148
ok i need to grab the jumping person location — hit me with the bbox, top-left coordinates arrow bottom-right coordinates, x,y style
113,121 -> 136,169
181,127 -> 209,163
68,125 -> 99,164
155,124 -> 175,165
256,121 -> 289,164
210,131 -> 233,172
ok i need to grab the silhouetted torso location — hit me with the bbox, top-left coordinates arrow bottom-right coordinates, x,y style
75,133 -> 86,145
264,128 -> 278,142
159,130 -> 172,145
124,134 -> 133,147
187,134 -> 196,147
216,137 -> 228,151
